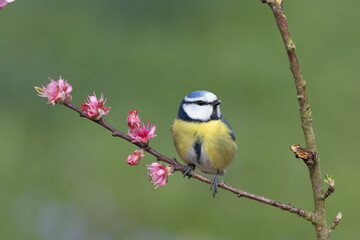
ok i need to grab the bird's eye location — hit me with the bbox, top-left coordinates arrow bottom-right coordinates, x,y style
196,101 -> 206,106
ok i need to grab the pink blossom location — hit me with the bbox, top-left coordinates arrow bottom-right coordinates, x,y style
128,122 -> 156,143
126,148 -> 145,166
126,109 -> 157,143
35,76 -> 72,105
81,93 -> 110,120
0,0 -> 14,10
127,109 -> 140,131
146,163 -> 173,189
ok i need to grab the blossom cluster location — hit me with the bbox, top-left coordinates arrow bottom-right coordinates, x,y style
36,76 -> 171,189
81,93 -> 110,120
127,109 -> 156,144
124,110 -> 172,188
125,110 -> 171,188
125,109 -> 155,164
35,77 -> 72,105
146,163 -> 173,189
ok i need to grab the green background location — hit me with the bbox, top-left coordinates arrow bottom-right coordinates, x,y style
1,0 -> 359,239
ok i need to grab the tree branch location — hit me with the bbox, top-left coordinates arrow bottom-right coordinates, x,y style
261,0 -> 340,239
62,100 -> 314,222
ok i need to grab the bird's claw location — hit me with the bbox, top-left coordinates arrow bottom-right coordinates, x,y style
210,170 -> 220,198
183,164 -> 195,179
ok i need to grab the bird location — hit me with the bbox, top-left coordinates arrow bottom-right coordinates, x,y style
171,90 -> 237,197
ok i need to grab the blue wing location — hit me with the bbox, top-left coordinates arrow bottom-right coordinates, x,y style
221,116 -> 235,141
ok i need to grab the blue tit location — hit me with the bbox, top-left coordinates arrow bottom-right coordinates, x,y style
171,90 -> 237,197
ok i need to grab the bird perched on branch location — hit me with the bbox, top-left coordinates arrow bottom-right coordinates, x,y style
171,90 -> 237,197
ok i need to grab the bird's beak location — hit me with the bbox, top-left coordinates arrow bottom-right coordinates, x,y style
212,100 -> 221,106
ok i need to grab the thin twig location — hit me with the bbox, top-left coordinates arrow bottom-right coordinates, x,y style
329,212 -> 342,235
322,186 -> 335,200
62,100 -> 314,222
322,174 -> 335,200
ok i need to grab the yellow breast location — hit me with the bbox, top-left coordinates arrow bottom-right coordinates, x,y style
171,119 -> 237,173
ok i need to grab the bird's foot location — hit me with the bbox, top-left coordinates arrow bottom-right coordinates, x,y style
183,164 -> 195,178
210,170 -> 220,198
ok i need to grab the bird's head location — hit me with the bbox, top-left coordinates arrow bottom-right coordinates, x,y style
178,90 -> 222,122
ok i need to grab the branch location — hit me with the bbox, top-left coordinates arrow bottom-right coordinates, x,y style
262,0 -> 340,239
261,0 -> 316,151
62,100 -> 314,222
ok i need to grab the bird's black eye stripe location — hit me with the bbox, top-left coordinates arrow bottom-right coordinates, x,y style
196,100 -> 206,106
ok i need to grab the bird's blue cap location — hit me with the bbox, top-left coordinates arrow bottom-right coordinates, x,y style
186,90 -> 209,99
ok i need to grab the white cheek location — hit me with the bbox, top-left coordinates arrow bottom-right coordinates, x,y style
183,104 -> 213,121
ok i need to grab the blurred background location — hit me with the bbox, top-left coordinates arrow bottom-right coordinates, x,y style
0,0 -> 359,239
